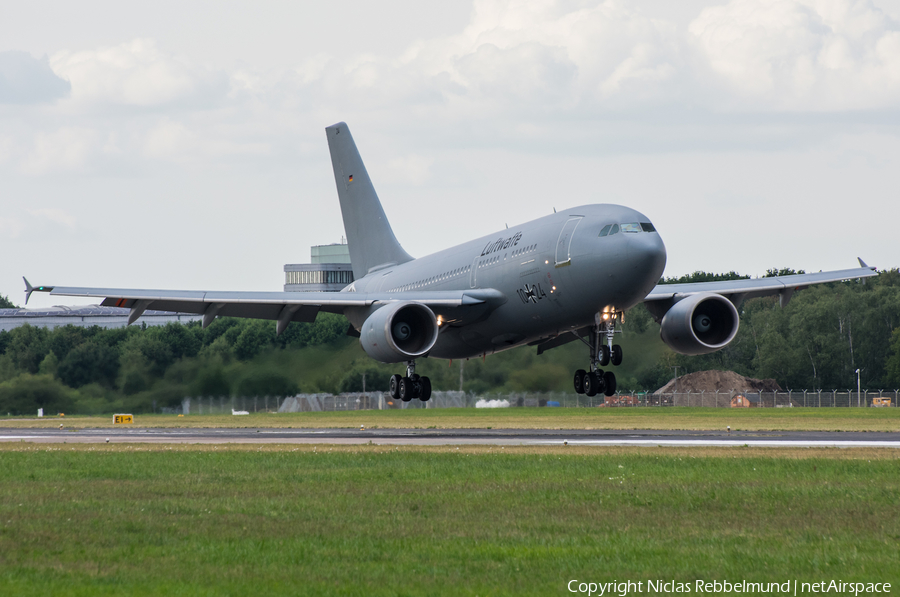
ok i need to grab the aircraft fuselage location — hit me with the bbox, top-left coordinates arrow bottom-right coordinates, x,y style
345,204 -> 667,359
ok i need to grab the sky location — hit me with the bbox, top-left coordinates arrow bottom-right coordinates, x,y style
2,0 -> 899,309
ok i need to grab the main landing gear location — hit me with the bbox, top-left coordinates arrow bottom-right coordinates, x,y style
389,360 -> 432,402
573,312 -> 622,398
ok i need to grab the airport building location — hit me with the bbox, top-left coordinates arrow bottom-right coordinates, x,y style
284,243 -> 354,292
0,305 -> 201,332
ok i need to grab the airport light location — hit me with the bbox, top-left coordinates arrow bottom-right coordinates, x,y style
856,369 -> 861,407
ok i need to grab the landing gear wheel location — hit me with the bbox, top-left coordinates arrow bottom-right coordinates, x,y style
389,374 -> 402,400
599,345 -> 610,366
584,371 -> 605,397
399,377 -> 413,402
573,370 -> 586,395
603,371 -> 617,396
419,377 -> 432,401
611,345 -> 623,367
583,372 -> 597,397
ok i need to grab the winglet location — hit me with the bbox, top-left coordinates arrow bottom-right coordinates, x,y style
23,277 -> 33,305
857,257 -> 875,270
23,278 -> 54,304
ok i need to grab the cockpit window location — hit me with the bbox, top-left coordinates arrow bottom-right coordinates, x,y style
640,222 -> 656,232
621,222 -> 641,233
598,224 -> 612,237
609,224 -> 619,235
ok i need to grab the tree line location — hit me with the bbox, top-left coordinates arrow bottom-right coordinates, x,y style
1,268 -> 899,415
0,313 -> 348,415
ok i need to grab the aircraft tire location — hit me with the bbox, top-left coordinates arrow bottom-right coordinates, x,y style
399,377 -> 413,402
584,372 -> 600,397
603,371 -> 617,397
419,377 -> 432,401
599,345 -> 610,366
573,370 -> 586,394
611,345 -> 623,366
389,374 -> 402,399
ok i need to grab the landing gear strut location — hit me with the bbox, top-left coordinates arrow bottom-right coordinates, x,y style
573,311 -> 622,398
390,360 -> 432,402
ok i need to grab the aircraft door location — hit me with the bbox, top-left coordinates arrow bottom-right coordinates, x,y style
469,255 -> 479,288
555,216 -> 583,266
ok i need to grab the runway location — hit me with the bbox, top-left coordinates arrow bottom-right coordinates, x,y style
2,427 -> 900,447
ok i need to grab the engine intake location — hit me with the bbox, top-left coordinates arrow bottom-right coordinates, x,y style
659,292 -> 739,355
359,301 -> 439,363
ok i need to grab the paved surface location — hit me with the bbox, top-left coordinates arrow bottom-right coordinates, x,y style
2,427 -> 900,447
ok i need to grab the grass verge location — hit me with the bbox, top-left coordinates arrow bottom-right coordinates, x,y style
0,445 -> 898,596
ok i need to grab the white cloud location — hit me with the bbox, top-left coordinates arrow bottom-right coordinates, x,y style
688,0 -> 900,111
20,127 -> 102,174
50,39 -> 229,109
401,0 -> 684,112
4,0 -> 900,179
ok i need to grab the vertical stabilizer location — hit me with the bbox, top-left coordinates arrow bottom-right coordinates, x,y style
326,122 -> 413,280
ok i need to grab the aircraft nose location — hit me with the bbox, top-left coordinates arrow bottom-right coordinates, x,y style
628,230 -> 667,281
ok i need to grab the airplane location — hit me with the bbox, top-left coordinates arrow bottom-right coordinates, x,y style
26,122 -> 877,402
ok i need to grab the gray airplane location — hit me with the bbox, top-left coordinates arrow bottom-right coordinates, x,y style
26,122 -> 877,401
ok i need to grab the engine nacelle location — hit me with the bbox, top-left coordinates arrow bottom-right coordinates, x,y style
659,292 -> 739,355
359,301 -> 439,363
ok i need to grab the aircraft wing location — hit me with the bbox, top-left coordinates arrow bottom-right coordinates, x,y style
643,261 -> 877,310
24,281 -> 505,333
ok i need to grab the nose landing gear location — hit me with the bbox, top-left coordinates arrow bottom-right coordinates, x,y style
390,360 -> 432,402
573,312 -> 622,398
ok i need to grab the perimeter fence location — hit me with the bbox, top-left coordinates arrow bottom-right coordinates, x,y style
173,389 -> 899,414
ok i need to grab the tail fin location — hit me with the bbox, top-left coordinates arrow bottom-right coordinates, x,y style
326,122 -> 413,280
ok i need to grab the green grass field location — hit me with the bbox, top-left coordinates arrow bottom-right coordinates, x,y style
1,444 -> 898,596
2,406 -> 899,431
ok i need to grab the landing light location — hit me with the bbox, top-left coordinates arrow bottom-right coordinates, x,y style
602,313 -> 610,320
437,315 -> 443,326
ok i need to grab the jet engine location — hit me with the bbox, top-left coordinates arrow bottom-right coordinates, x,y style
659,292 -> 739,355
359,301 -> 440,363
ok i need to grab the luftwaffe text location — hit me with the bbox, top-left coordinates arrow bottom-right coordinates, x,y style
481,232 -> 522,256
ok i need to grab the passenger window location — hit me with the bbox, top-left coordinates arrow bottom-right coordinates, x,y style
599,224 -> 612,237
621,222 -> 641,233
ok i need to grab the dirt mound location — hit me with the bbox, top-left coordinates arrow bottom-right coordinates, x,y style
655,370 -> 782,394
